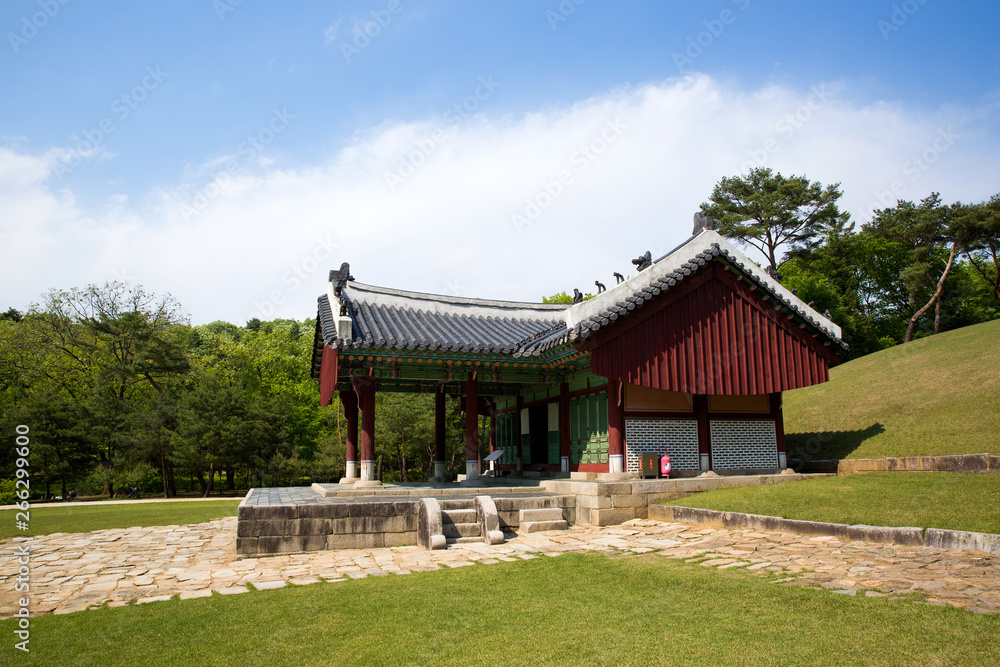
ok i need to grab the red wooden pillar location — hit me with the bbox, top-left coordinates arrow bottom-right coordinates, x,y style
559,382 -> 570,472
433,386 -> 446,480
694,393 -> 711,472
464,375 -> 479,482
515,395 -> 524,472
353,376 -> 377,482
770,391 -> 787,469
489,401 -> 497,453
607,379 -> 624,473
339,389 -> 358,482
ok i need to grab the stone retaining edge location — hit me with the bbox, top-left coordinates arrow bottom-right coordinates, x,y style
648,504 -> 1000,554
793,453 -> 1000,476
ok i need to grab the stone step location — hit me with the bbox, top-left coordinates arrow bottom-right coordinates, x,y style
439,499 -> 476,511
521,520 -> 569,533
442,509 -> 477,524
446,536 -> 483,545
519,508 -> 564,523
443,522 -> 481,539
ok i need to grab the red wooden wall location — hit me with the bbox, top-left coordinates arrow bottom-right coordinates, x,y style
318,346 -> 339,407
588,265 -> 837,395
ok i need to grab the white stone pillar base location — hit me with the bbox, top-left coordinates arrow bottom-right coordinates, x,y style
360,460 -> 375,481
516,457 -> 523,472
339,460 -> 358,484
459,460 -> 480,485
434,461 -> 447,481
777,452 -> 787,469
609,455 -> 624,473
700,453 -> 711,472
560,456 -> 569,473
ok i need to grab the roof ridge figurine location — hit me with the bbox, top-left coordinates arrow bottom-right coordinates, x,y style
631,250 -> 652,272
693,211 -> 717,235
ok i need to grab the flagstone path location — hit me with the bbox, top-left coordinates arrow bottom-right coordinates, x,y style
1,518 -> 997,618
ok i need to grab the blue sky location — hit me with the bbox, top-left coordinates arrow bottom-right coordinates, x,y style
2,0 -> 998,324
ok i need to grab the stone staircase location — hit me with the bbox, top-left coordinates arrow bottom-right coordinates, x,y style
418,495 -> 505,550
440,499 -> 484,546
418,495 -> 573,550
519,507 -> 569,533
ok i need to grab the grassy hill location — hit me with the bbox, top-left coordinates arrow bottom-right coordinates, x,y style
783,318 -> 1000,460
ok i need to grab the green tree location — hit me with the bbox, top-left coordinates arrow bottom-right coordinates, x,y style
700,167 -> 850,273
953,193 -> 1000,306
869,193 -> 958,342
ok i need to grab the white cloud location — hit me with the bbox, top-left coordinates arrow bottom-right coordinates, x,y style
2,75 -> 998,324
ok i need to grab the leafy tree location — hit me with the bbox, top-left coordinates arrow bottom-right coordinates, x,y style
869,194 -> 958,342
700,167 -> 849,273
953,193 -> 1000,306
0,308 -> 22,322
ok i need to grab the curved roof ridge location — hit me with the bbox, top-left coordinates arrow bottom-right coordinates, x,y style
344,281 -> 569,314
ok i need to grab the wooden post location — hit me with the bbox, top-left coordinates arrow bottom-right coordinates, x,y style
694,393 -> 711,472
515,395 -> 524,473
464,374 -> 479,482
434,386 -> 446,480
353,376 -> 378,483
607,379 -> 625,473
559,382 -> 570,473
339,389 -> 359,483
770,392 -> 786,469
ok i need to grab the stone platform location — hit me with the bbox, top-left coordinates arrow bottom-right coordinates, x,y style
237,472 -> 824,556
237,486 -> 574,556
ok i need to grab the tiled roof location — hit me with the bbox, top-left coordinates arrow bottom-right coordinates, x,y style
314,230 -> 847,362
318,282 -> 570,357
563,230 -> 847,350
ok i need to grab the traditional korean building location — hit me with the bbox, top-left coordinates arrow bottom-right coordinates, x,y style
311,226 -> 846,485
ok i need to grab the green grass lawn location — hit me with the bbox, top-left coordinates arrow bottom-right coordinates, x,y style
783,318 -> 1000,460
664,472 -> 1000,534
2,553 -> 997,666
0,500 -> 241,540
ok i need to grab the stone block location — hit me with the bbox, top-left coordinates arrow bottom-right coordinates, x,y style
236,520 -> 258,538
298,518 -> 333,535
236,538 -> 258,555
647,504 -> 674,523
635,506 -> 648,519
475,495 -> 505,545
520,508 -> 565,523
258,535 -> 327,554
348,502 -> 396,517
924,528 -> 1000,554
297,503 -> 351,519
393,501 -> 420,514
327,532 -> 384,550
237,503 -> 255,521
522,520 -> 569,533
374,515 -> 411,534
498,511 -> 518,528
590,507 -> 636,526
611,494 -> 648,509
384,531 -> 418,547
249,505 -> 297,520
417,498 -> 446,550
572,482 -> 601,496
575,494 -> 613,510
256,520 -> 292,537
330,516 -> 364,535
